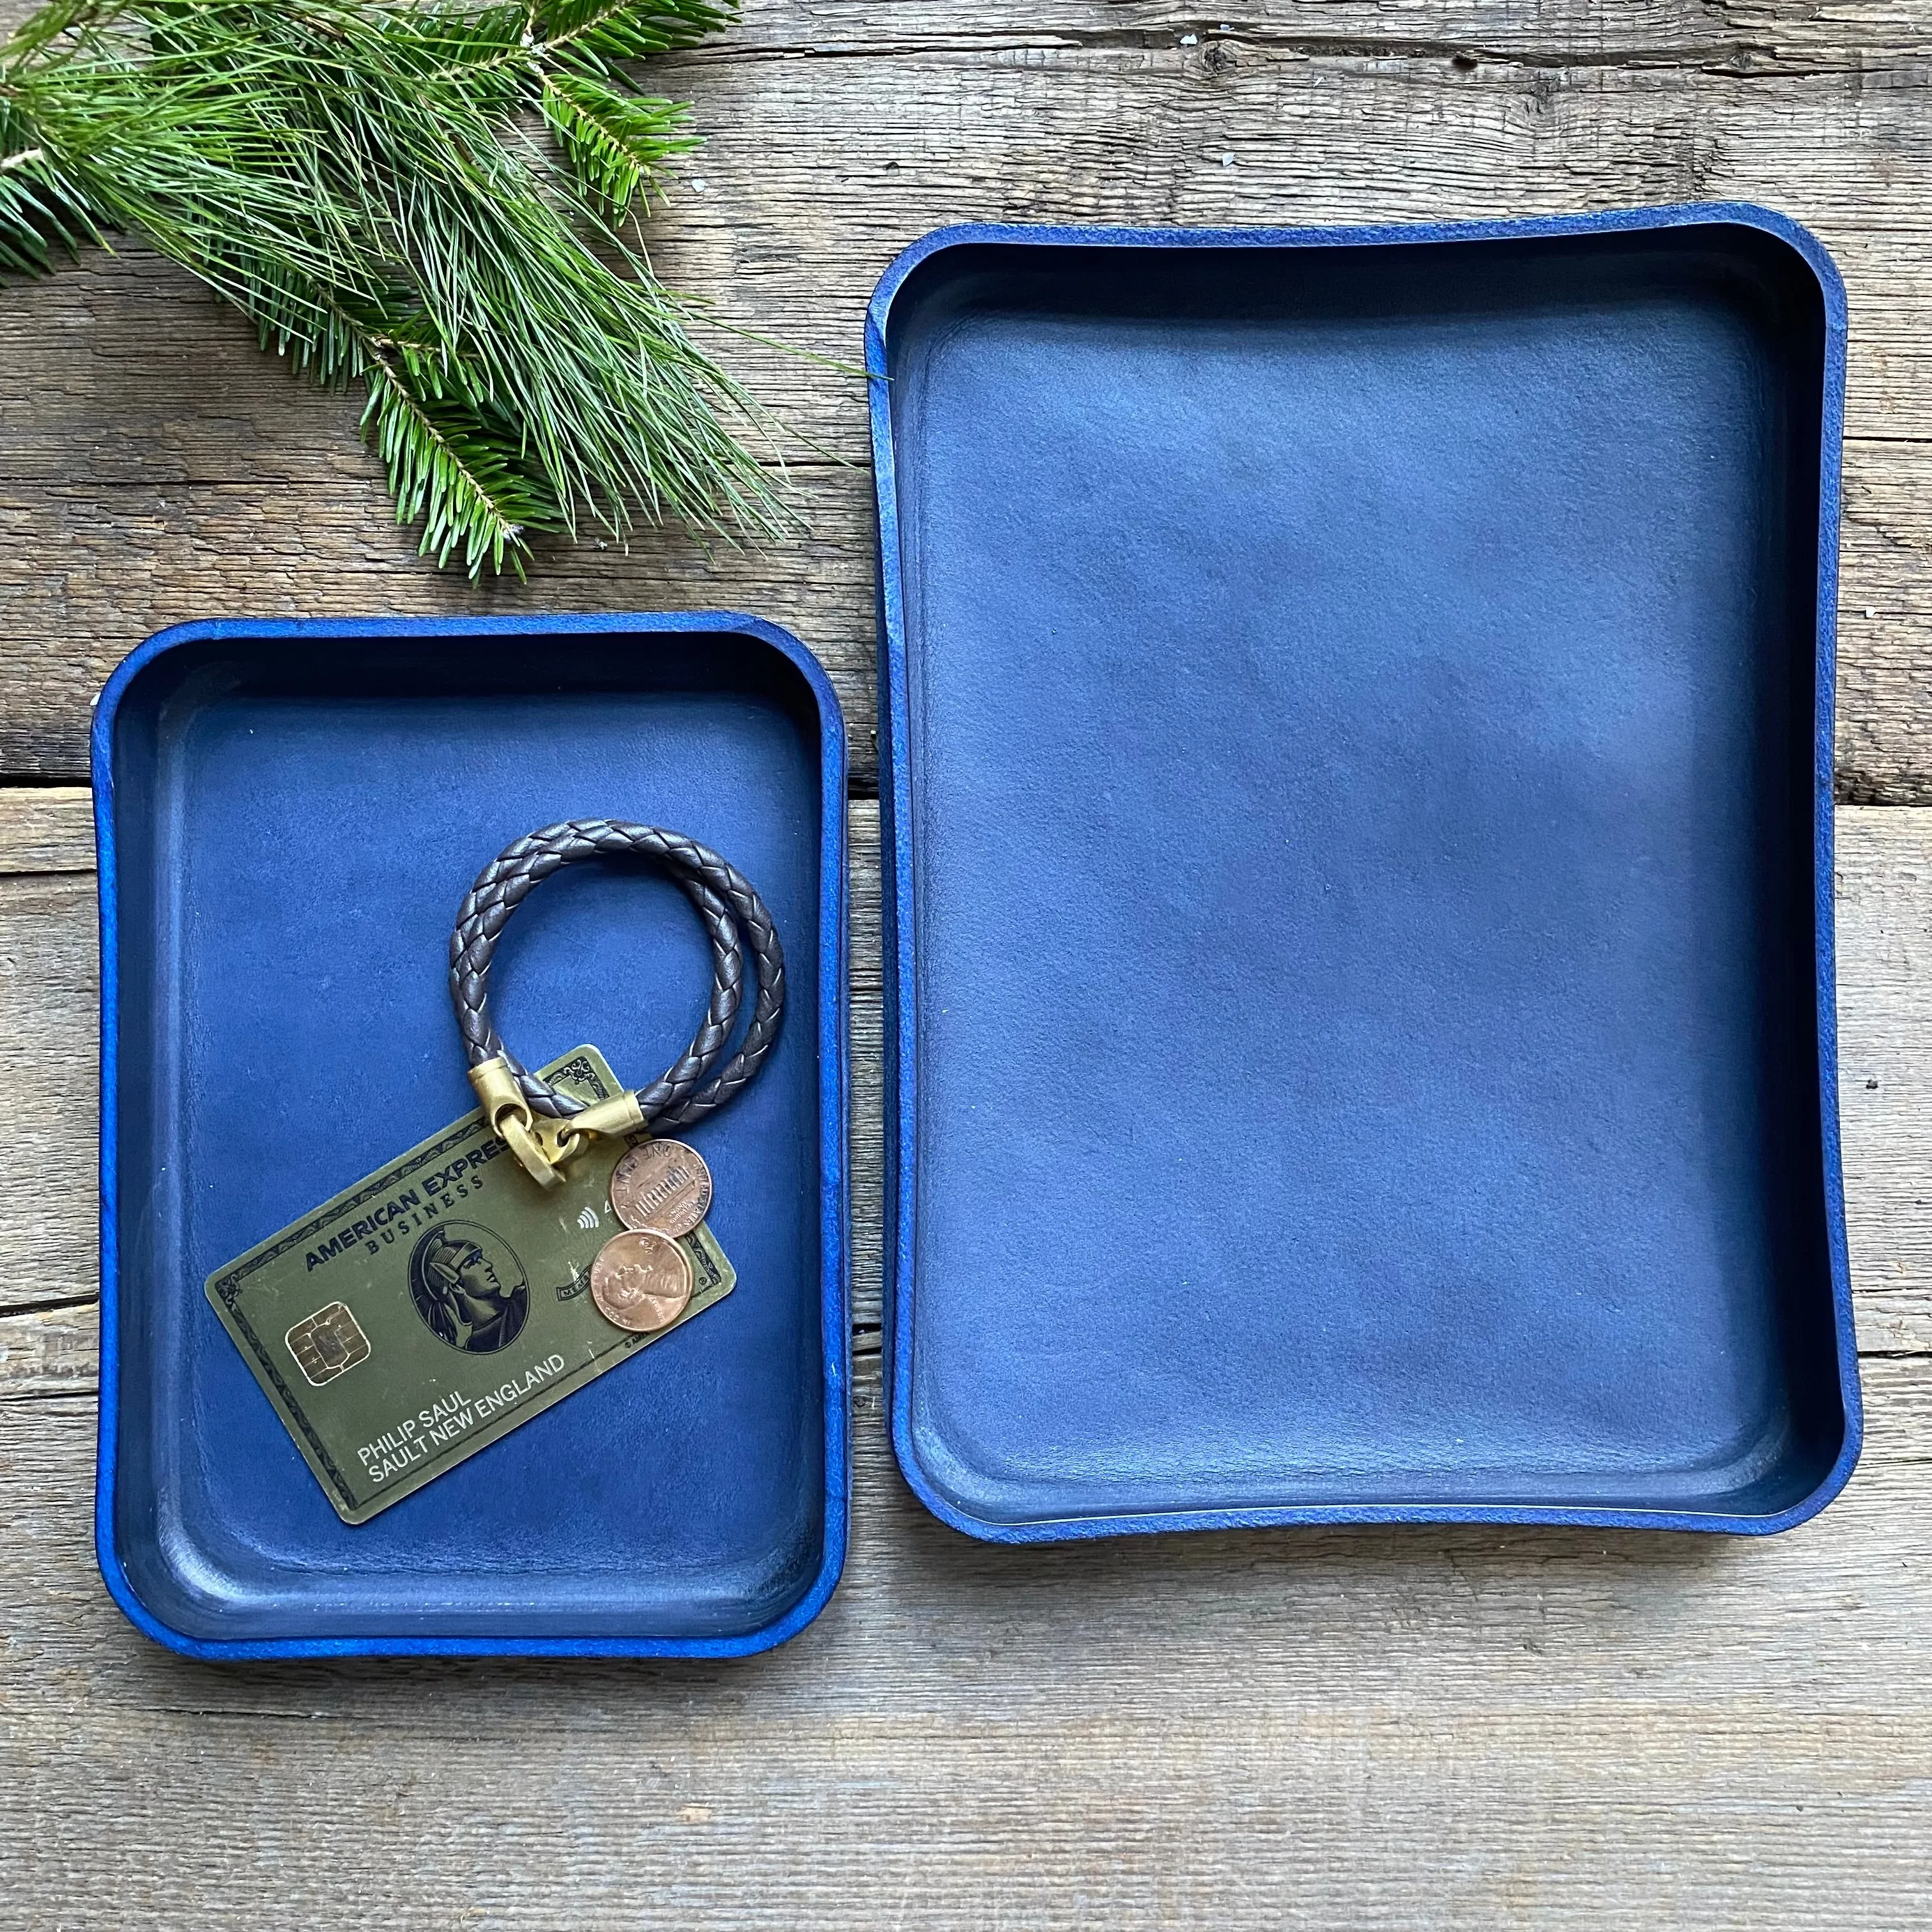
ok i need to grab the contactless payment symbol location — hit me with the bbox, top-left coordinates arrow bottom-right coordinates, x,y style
285,1301 -> 372,1387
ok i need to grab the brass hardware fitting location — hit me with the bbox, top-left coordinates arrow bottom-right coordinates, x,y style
468,1056 -> 643,1186
567,1090 -> 646,1140
469,1056 -> 563,1187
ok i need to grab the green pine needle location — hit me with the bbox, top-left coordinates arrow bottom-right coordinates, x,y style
0,125 -> 95,270
540,71 -> 692,218
0,0 -> 788,576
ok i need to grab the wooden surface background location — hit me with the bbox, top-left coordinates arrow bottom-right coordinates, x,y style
4,2 -> 1931,1925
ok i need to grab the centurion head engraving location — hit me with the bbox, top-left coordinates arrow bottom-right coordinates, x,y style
408,1222 -> 530,1354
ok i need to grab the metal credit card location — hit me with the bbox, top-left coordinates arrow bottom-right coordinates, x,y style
204,1046 -> 733,1524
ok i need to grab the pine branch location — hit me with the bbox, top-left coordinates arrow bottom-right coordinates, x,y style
539,71 -> 691,218
532,0 -> 730,66
363,361 -> 558,576
0,0 -> 790,576
0,108 -> 96,269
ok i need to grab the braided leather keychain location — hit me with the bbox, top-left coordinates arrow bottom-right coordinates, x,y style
449,819 -> 785,1333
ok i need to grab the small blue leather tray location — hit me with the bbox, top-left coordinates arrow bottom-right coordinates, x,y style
93,613 -> 848,1657
870,206 -> 1861,1542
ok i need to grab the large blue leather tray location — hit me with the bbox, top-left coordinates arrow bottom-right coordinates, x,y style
94,613 -> 848,1656
870,206 -> 1861,1542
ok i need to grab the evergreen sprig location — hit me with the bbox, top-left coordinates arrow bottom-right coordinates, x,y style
0,0 -> 785,575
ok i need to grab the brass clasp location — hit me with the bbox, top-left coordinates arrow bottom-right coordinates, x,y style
468,1057 -> 644,1187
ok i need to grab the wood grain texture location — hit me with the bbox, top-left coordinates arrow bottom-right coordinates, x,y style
1,7 -> 1930,1920
0,462 -> 884,792
10,0 -> 1932,56
0,1297 -> 98,1399
1836,806 -> 1932,1351
0,1357 -> 1929,1929
0,785 -> 93,873
1,0 -> 1931,788
751,9 -> 1932,67
671,0 -> 1932,62
0,867 -> 97,1312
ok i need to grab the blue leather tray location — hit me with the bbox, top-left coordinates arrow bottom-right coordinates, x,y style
93,613 -> 848,1657
870,206 -> 1861,1542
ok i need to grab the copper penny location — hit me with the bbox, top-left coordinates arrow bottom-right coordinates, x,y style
589,1230 -> 694,1334
610,1139 -> 714,1239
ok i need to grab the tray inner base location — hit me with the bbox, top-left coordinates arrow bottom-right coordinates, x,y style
109,630 -> 830,1641
887,226 -> 1844,1529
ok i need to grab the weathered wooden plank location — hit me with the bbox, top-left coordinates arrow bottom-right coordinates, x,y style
0,1355 -> 1928,1929
0,1298 -> 98,1398
0,784 -> 93,873
2,21 -> 1931,786
3,792 -> 1926,1347
1835,806 -> 1932,1350
8,0 -> 1932,58
0,463 -> 881,790
1838,450 -> 1932,806
1,429 -> 1925,798
673,0 -> 1932,65
0,868 -> 98,1312
0,797 -> 885,1322
645,54 -> 1932,440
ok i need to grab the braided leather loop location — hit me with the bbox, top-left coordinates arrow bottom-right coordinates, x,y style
449,820 -> 785,1127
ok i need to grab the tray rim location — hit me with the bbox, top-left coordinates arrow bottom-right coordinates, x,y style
91,610 -> 852,1658
868,201 -> 1862,1543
